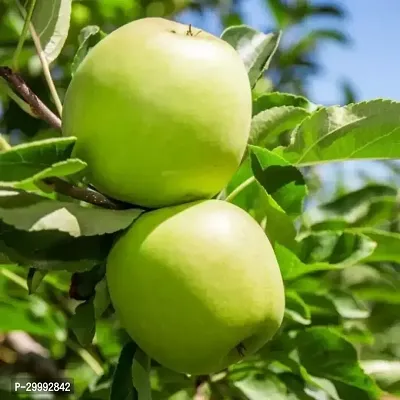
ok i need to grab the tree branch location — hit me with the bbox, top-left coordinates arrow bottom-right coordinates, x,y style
42,177 -> 130,210
0,66 -> 61,130
1,331 -> 62,381
0,68 -> 137,210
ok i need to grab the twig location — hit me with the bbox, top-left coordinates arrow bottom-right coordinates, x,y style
0,79 -> 36,117
42,177 -> 130,210
0,66 -> 61,130
29,24 -> 63,116
13,0 -> 37,71
15,0 -> 63,116
0,135 -> 11,151
225,176 -> 255,202
66,338 -> 104,376
0,69 -> 135,210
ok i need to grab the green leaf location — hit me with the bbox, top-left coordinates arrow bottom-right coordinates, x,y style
252,92 -> 310,115
360,229 -> 400,263
318,184 -> 396,215
131,348 -> 152,400
221,26 -> 281,87
18,159 -> 86,187
257,188 -> 298,251
69,264 -> 105,301
0,221 -> 113,272
27,267 -> 47,294
250,106 -> 310,148
0,293 -> 60,336
265,0 -> 290,28
31,0 -> 72,63
298,231 -> 377,266
278,100 -> 400,165
234,373 -> 287,399
296,327 -> 381,397
299,293 -> 341,325
362,360 -> 400,393
309,184 -> 398,228
342,264 -> 400,304
275,243 -> 342,281
249,145 -> 307,216
151,367 -> 194,400
270,353 -> 342,399
110,341 -> 137,400
278,373 -> 332,400
225,156 -> 297,251
225,158 -> 260,210
0,137 -> 79,184
71,25 -> 105,76
286,29 -> 348,59
69,297 -> 95,346
0,188 -> 143,236
328,290 -> 370,319
94,279 -> 110,319
285,291 -> 311,325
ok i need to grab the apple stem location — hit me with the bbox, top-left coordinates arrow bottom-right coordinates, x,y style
186,24 -> 194,36
0,66 -> 61,130
185,24 -> 202,37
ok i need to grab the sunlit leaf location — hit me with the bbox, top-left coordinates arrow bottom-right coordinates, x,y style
250,106 -> 310,147
252,92 -> 310,115
278,100 -> 400,165
31,0 -> 72,63
27,267 -> 47,294
221,25 -> 281,87
71,25 -> 105,76
70,297 -> 95,346
0,188 -> 143,236
296,327 -> 381,397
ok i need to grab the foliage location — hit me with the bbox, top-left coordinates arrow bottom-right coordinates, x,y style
0,1 -> 398,400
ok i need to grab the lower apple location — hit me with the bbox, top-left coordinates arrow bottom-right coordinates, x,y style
106,200 -> 285,375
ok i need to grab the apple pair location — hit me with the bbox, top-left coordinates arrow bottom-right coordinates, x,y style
62,17 -> 285,375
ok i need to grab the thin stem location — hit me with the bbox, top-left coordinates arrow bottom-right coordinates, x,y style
0,135 -> 11,151
42,177 -> 130,210
0,80 -> 36,117
225,176 -> 255,202
29,25 -> 63,116
13,0 -> 37,71
15,0 -> 63,116
0,66 -> 61,130
66,338 -> 104,376
1,268 -> 28,290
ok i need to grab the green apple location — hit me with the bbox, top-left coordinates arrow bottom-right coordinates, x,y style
62,18 -> 252,208
106,200 -> 285,375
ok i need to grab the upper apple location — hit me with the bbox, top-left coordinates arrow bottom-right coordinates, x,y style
62,17 -> 252,208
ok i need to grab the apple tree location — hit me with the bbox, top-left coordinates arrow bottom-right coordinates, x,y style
0,1 -> 399,400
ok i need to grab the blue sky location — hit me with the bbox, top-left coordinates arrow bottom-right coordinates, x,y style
178,1 -> 400,199
179,0 -> 400,105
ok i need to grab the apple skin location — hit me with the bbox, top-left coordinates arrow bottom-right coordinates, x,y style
62,18 -> 252,208
106,200 -> 285,375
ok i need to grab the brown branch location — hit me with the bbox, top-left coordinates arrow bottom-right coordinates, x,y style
0,66 -> 61,130
42,177 -> 131,210
0,67 -> 139,210
1,331 -> 62,381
